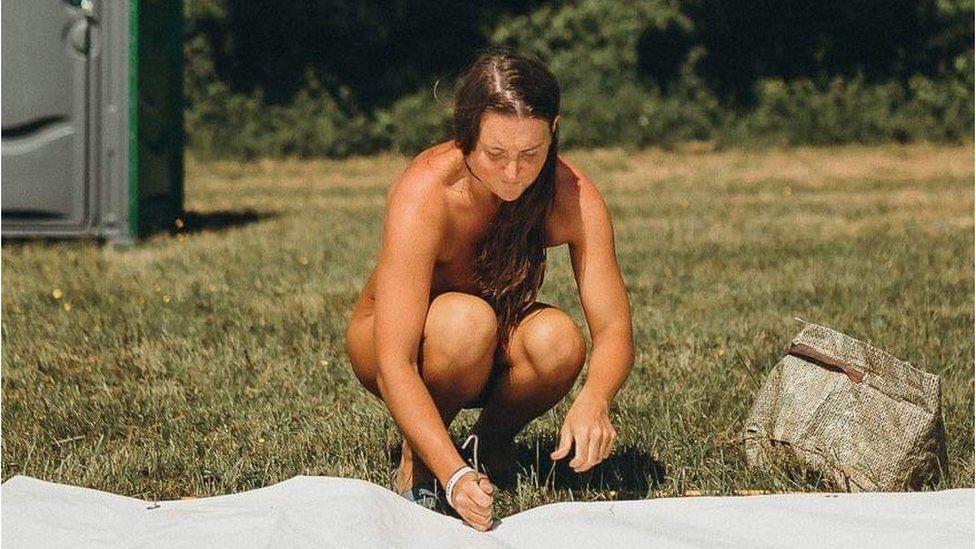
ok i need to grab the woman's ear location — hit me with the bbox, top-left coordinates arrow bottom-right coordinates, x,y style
550,115 -> 561,135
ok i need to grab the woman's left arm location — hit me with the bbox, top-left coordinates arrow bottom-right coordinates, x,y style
550,164 -> 634,473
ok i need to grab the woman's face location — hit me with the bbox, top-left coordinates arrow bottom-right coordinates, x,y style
467,111 -> 554,202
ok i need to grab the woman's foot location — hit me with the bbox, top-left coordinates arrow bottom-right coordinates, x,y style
394,440 -> 450,513
394,439 -> 435,494
468,429 -> 518,488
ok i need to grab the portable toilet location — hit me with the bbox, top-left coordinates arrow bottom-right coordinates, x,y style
1,0 -> 183,243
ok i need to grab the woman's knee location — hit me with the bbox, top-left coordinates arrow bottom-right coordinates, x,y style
420,293 -> 498,397
424,292 -> 498,364
520,309 -> 586,387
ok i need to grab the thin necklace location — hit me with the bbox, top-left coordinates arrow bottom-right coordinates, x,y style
463,156 -> 485,185
462,156 -> 499,216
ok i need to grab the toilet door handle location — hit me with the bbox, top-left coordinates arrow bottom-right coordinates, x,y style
68,0 -> 96,54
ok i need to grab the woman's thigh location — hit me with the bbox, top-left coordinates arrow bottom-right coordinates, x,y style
465,302 -> 586,408
345,292 -> 499,402
345,305 -> 382,398
505,302 -> 586,385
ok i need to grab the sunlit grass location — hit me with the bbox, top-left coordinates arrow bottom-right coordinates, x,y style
2,144 -> 972,514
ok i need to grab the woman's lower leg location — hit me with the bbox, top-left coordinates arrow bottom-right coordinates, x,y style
471,366 -> 573,458
396,405 -> 463,492
470,317 -> 586,474
391,292 -> 500,492
396,335 -> 496,491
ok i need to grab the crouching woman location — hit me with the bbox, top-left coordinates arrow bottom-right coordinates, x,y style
345,48 -> 634,531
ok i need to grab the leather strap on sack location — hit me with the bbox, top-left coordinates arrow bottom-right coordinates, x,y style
788,343 -> 865,383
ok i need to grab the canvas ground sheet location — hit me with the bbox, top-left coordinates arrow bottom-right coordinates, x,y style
2,475 -> 972,548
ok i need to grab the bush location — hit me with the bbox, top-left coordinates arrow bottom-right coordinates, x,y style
720,63 -> 974,147
491,0 -> 693,148
185,69 -> 388,159
725,77 -> 903,146
899,51 -> 974,142
636,54 -> 729,148
183,0 -> 973,157
376,86 -> 453,155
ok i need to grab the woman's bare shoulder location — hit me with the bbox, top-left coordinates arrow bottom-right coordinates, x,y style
389,142 -> 462,199
405,141 -> 463,183
548,155 -> 611,246
553,155 -> 605,215
384,142 -> 461,225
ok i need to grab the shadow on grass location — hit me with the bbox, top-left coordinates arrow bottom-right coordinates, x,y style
0,210 -> 273,246
504,439 -> 666,499
389,437 -> 665,500
0,236 -> 102,248
177,209 -> 275,234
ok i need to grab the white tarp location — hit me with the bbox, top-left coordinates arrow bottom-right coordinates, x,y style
1,475 -> 972,548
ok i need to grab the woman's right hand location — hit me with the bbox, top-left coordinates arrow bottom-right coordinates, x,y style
450,472 -> 494,531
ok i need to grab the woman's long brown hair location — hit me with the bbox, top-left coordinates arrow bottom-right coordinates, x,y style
453,48 -> 561,360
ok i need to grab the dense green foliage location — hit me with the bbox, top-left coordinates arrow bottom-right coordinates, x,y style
184,1 -> 973,157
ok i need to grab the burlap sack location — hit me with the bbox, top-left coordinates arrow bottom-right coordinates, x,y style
742,321 -> 947,491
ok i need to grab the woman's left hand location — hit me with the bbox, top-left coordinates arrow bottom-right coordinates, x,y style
550,390 -> 617,472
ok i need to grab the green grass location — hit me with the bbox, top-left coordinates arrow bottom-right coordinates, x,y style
2,144 -> 973,514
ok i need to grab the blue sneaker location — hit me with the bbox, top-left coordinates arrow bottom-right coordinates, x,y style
392,469 -> 448,514
399,484 -> 446,513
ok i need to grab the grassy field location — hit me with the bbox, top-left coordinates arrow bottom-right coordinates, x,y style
2,144 -> 973,515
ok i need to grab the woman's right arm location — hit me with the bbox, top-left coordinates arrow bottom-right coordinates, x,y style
372,171 -> 493,530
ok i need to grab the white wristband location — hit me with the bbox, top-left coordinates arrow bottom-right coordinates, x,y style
444,466 -> 475,508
